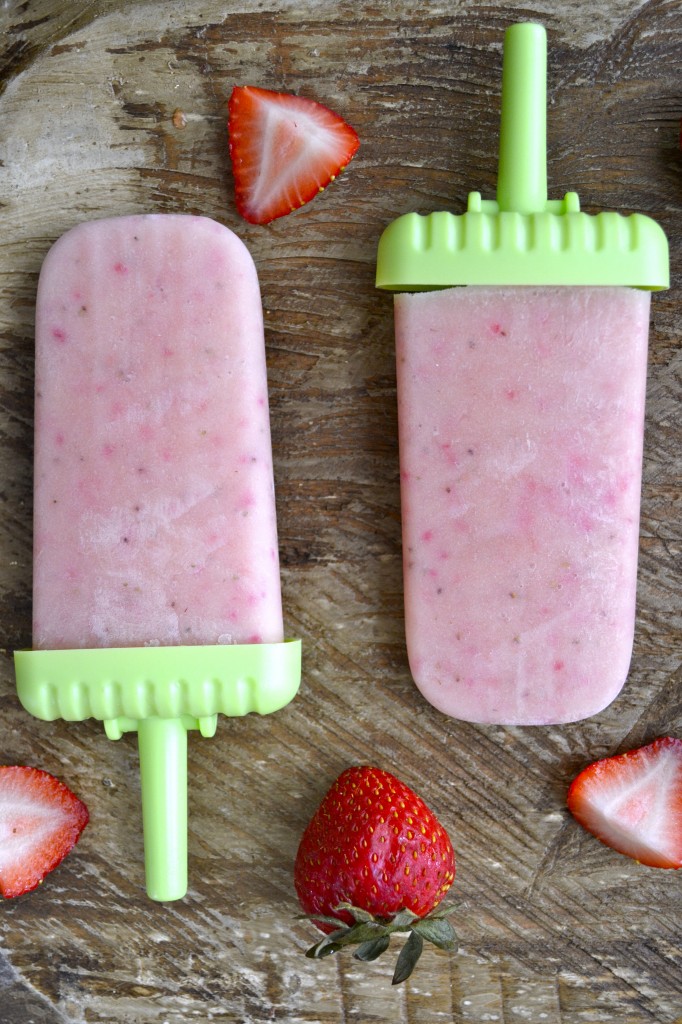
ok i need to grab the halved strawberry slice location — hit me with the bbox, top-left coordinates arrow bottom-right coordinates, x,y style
567,736 -> 682,868
0,765 -> 89,897
227,86 -> 360,224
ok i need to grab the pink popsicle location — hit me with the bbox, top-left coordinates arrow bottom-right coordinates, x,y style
378,22 -> 667,726
32,214 -> 283,651
395,285 -> 651,724
18,213 -> 301,902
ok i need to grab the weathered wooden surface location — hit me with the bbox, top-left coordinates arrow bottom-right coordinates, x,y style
0,1 -> 680,1021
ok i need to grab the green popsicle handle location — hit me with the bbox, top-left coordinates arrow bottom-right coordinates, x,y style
138,716 -> 189,902
375,20 -> 669,291
14,639 -> 301,901
108,711 -> 217,901
497,22 -> 547,213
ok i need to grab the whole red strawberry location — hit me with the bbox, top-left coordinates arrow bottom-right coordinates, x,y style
294,766 -> 456,984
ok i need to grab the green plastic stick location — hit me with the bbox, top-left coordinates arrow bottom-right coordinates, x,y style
139,717 -> 189,902
497,22 -> 547,213
376,22 -> 668,291
14,639 -> 301,901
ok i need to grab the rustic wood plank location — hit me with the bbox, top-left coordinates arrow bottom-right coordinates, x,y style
0,1 -> 680,1021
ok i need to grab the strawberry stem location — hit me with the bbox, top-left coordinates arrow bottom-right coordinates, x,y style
301,902 -> 458,985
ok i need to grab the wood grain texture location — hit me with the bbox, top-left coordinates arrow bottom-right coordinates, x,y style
0,0 -> 680,1021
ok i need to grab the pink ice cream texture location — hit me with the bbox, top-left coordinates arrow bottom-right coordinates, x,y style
395,284 -> 651,725
32,214 -> 283,652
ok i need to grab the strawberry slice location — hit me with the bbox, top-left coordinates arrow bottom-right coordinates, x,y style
0,766 -> 89,897
227,86 -> 359,224
567,736 -> 682,869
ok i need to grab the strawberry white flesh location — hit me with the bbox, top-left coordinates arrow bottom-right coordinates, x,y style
0,766 -> 89,897
567,737 -> 682,869
228,86 -> 359,224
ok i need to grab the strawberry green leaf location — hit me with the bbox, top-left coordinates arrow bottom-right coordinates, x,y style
429,903 -> 459,919
354,935 -> 391,962
390,908 -> 420,930
304,927 -> 352,959
335,902 -> 377,924
392,930 -> 424,985
298,913 -> 349,929
335,922 -> 386,946
412,916 -> 458,951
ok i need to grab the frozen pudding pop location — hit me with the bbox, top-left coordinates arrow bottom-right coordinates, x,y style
376,23 -> 668,725
14,214 -> 301,899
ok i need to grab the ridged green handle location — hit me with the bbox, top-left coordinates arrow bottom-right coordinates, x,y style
497,22 -> 547,213
14,640 -> 301,901
375,20 -> 669,291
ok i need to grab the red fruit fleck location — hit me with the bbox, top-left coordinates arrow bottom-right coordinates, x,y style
567,736 -> 682,869
0,766 -> 89,898
227,86 -> 359,225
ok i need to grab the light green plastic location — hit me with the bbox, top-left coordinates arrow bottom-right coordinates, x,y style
376,22 -> 669,291
14,639 -> 301,902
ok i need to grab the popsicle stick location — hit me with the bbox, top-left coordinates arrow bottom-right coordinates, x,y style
138,716 -> 189,902
497,22 -> 548,214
